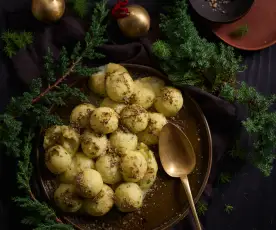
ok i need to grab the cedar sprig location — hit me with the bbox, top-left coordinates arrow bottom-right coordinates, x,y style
2,31 -> 33,57
152,0 -> 242,92
221,82 -> 276,176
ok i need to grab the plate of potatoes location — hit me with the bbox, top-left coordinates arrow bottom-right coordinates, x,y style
37,64 -> 212,230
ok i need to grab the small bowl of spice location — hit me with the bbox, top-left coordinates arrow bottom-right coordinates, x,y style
189,0 -> 255,23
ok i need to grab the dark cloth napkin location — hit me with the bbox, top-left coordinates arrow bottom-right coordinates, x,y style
0,8 -> 241,230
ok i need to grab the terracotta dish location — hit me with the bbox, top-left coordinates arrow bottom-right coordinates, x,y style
189,0 -> 254,23
212,0 -> 276,50
36,64 -> 212,230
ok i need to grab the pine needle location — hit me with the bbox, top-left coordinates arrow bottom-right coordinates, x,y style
1,31 -> 33,57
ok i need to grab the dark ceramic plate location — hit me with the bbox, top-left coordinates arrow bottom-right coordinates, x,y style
36,64 -> 212,230
189,0 -> 254,23
212,0 -> 276,50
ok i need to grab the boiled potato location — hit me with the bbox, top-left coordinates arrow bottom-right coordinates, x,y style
130,79 -> 155,109
74,152 -> 95,170
80,130 -> 108,159
137,113 -> 167,145
115,182 -> 143,212
121,150 -> 147,182
88,67 -> 106,96
70,103 -> 96,128
137,77 -> 165,95
105,63 -> 134,103
59,152 -> 95,183
100,97 -> 126,114
90,107 -> 119,134
54,184 -> 83,212
75,169 -> 103,198
45,145 -> 72,174
43,125 -> 80,154
43,125 -> 62,150
137,143 -> 158,189
83,184 -> 114,216
60,126 -> 80,154
120,104 -> 148,133
109,129 -> 138,154
154,87 -> 183,117
95,152 -> 122,184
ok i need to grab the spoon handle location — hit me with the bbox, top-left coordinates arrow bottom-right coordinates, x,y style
181,175 -> 202,230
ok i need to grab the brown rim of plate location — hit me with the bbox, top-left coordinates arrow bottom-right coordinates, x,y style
212,0 -> 276,51
36,64 -> 212,230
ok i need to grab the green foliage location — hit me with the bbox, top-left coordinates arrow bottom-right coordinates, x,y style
152,0 -> 242,92
2,31 -> 33,57
196,200 -> 208,216
224,204 -> 234,214
219,172 -> 231,184
0,1 -> 109,229
16,133 -> 34,192
69,0 -> 88,18
230,24 -> 249,38
221,82 -> 276,176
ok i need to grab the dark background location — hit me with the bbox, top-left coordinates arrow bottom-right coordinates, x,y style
1,0 -> 276,230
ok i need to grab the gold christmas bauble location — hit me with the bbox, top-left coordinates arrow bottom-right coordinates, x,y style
117,5 -> 150,38
32,0 -> 65,22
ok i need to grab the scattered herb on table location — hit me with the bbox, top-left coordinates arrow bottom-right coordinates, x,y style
219,172 -> 232,184
229,24 -> 249,38
197,200 -> 208,216
224,204 -> 234,214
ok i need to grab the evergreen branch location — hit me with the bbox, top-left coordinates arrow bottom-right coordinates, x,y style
221,82 -> 276,176
196,200 -> 208,216
72,0 -> 88,18
2,31 -> 33,57
152,0 -> 241,92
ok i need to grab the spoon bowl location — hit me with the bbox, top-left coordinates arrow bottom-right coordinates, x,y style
159,122 -> 196,177
159,122 -> 202,230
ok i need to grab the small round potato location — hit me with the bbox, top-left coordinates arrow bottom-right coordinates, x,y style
90,107 -> 119,134
83,184 -> 114,216
70,103 -> 96,128
43,125 -> 80,154
100,97 -> 126,114
60,126 -> 80,155
109,129 -> 138,154
74,152 -> 95,170
75,169 -> 104,198
121,150 -> 147,182
43,125 -> 62,150
120,104 -> 149,133
105,63 -> 134,103
54,184 -> 83,213
59,152 -> 95,183
45,145 -> 72,174
137,113 -> 167,145
81,130 -> 108,159
137,143 -> 158,190
115,183 -> 143,212
95,153 -> 122,184
88,68 -> 106,96
131,80 -> 156,109
137,77 -> 165,96
154,87 -> 183,117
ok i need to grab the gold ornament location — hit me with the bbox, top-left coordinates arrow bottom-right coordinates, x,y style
117,5 -> 150,38
32,0 -> 65,22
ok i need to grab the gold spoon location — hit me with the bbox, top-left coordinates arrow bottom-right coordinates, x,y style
159,122 -> 202,230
